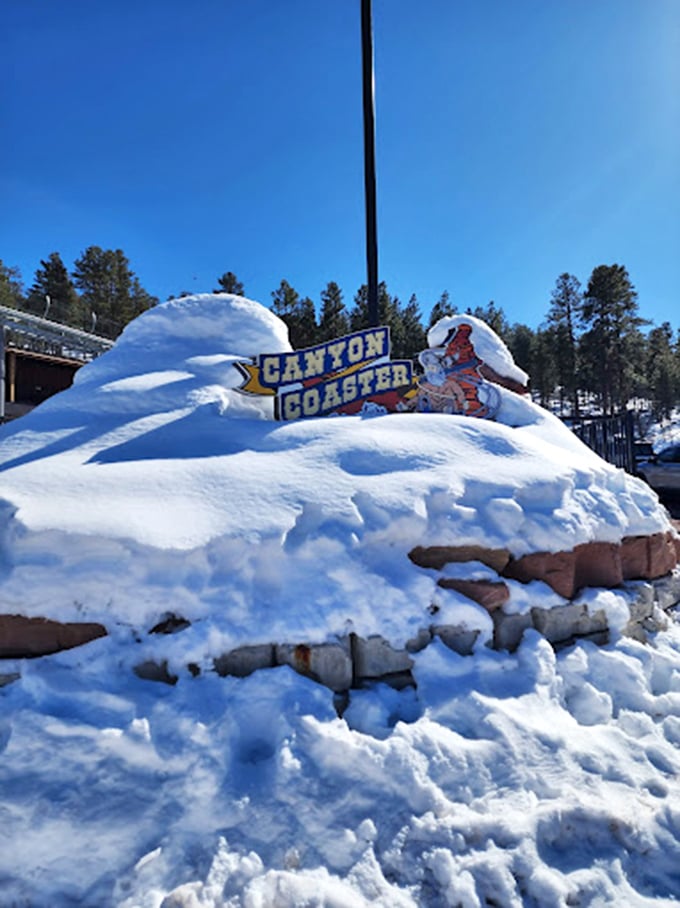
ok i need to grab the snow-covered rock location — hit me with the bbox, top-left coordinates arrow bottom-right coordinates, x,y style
2,294 -> 680,905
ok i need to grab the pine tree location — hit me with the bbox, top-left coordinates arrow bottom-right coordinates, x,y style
295,296 -> 318,348
546,273 -> 582,416
428,291 -> 456,328
531,328 -> 559,407
646,322 -> 678,419
0,260 -> 24,309
318,281 -> 349,342
349,281 -> 400,334
72,246 -> 157,338
397,294 -> 427,361
506,323 -> 536,379
350,282 -> 405,356
25,252 -> 80,326
579,264 -> 646,414
466,301 -> 510,341
214,271 -> 245,295
271,280 -> 318,349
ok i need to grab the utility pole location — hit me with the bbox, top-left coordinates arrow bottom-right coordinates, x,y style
0,326 -> 5,421
361,0 -> 379,327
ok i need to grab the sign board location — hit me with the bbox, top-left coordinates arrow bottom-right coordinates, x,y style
236,322 -> 500,421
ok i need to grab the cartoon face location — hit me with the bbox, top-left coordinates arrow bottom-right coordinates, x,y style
415,323 -> 500,420
418,349 -> 446,386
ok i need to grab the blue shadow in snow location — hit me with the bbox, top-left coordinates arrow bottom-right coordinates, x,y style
86,408 -> 295,465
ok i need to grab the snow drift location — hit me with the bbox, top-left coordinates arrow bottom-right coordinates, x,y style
1,294 -> 679,905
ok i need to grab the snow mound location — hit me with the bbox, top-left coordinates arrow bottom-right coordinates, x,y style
1,294 -> 680,906
0,294 -> 672,646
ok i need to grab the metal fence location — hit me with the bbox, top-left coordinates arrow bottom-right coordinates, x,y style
570,411 -> 636,474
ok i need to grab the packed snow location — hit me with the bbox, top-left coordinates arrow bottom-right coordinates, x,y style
1,294 -> 679,906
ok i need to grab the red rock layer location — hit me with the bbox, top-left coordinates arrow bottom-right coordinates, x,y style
411,530 -> 680,601
0,615 -> 106,658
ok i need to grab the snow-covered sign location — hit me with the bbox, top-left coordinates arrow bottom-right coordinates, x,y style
415,322 -> 500,419
235,320 -> 510,421
235,326 -> 415,419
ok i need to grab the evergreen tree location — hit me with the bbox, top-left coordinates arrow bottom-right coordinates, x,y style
271,279 -> 318,348
295,296 -> 318,349
72,246 -> 157,338
25,252 -> 80,326
350,282 -> 405,357
506,323 -> 536,380
428,291 -> 456,328
646,322 -> 678,419
318,281 -> 349,342
466,301 -> 510,341
579,264 -> 646,414
0,260 -> 24,309
546,273 -> 582,416
214,271 -> 245,295
397,294 -> 427,361
531,328 -> 559,408
129,276 -> 157,323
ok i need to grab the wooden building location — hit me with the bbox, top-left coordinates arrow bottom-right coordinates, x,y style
0,305 -> 113,422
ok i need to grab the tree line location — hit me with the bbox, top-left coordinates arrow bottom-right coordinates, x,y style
2,253 -> 679,420
0,249 -> 157,339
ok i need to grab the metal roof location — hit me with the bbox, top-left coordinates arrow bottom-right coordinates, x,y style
0,305 -> 114,361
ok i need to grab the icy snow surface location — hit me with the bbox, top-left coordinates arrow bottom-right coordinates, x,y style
1,294 -> 679,905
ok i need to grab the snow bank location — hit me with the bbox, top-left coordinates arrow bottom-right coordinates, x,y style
2,625 -> 680,905
0,294 -> 672,650
1,294 -> 680,904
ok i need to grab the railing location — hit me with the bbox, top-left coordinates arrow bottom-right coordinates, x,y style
1,306 -> 114,421
570,411 -> 636,474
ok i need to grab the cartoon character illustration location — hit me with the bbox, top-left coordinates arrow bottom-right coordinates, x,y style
416,323 -> 500,419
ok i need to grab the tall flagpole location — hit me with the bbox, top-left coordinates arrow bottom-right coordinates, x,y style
361,0 -> 379,328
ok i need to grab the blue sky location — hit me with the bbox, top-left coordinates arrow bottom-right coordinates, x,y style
2,0 -> 679,328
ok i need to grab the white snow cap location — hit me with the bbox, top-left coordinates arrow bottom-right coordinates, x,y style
428,313 -> 529,387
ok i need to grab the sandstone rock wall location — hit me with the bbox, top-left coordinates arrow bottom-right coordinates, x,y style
2,530 -> 678,695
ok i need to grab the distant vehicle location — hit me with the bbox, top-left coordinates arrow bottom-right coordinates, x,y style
637,443 -> 680,491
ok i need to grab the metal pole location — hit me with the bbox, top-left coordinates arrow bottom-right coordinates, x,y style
361,0 -> 379,327
0,327 -> 5,421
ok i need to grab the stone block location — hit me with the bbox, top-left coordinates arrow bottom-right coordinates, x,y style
275,642 -> 353,693
0,614 -> 107,659
621,536 -> 650,580
437,578 -> 509,612
405,627 -> 432,653
530,602 -> 608,645
504,542 -> 625,599
0,672 -> 20,688
433,624 -> 480,656
214,644 -> 275,678
642,604 -> 669,633
409,545 -> 511,573
352,635 -> 413,680
377,671 -> 416,691
149,614 -> 191,635
553,629 -> 609,651
648,532 -> 679,579
492,611 -> 533,652
134,660 -> 178,685
625,583 -> 655,624
504,549 -> 578,599
621,622 -> 647,643
652,572 -> 680,612
574,541 -> 623,591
